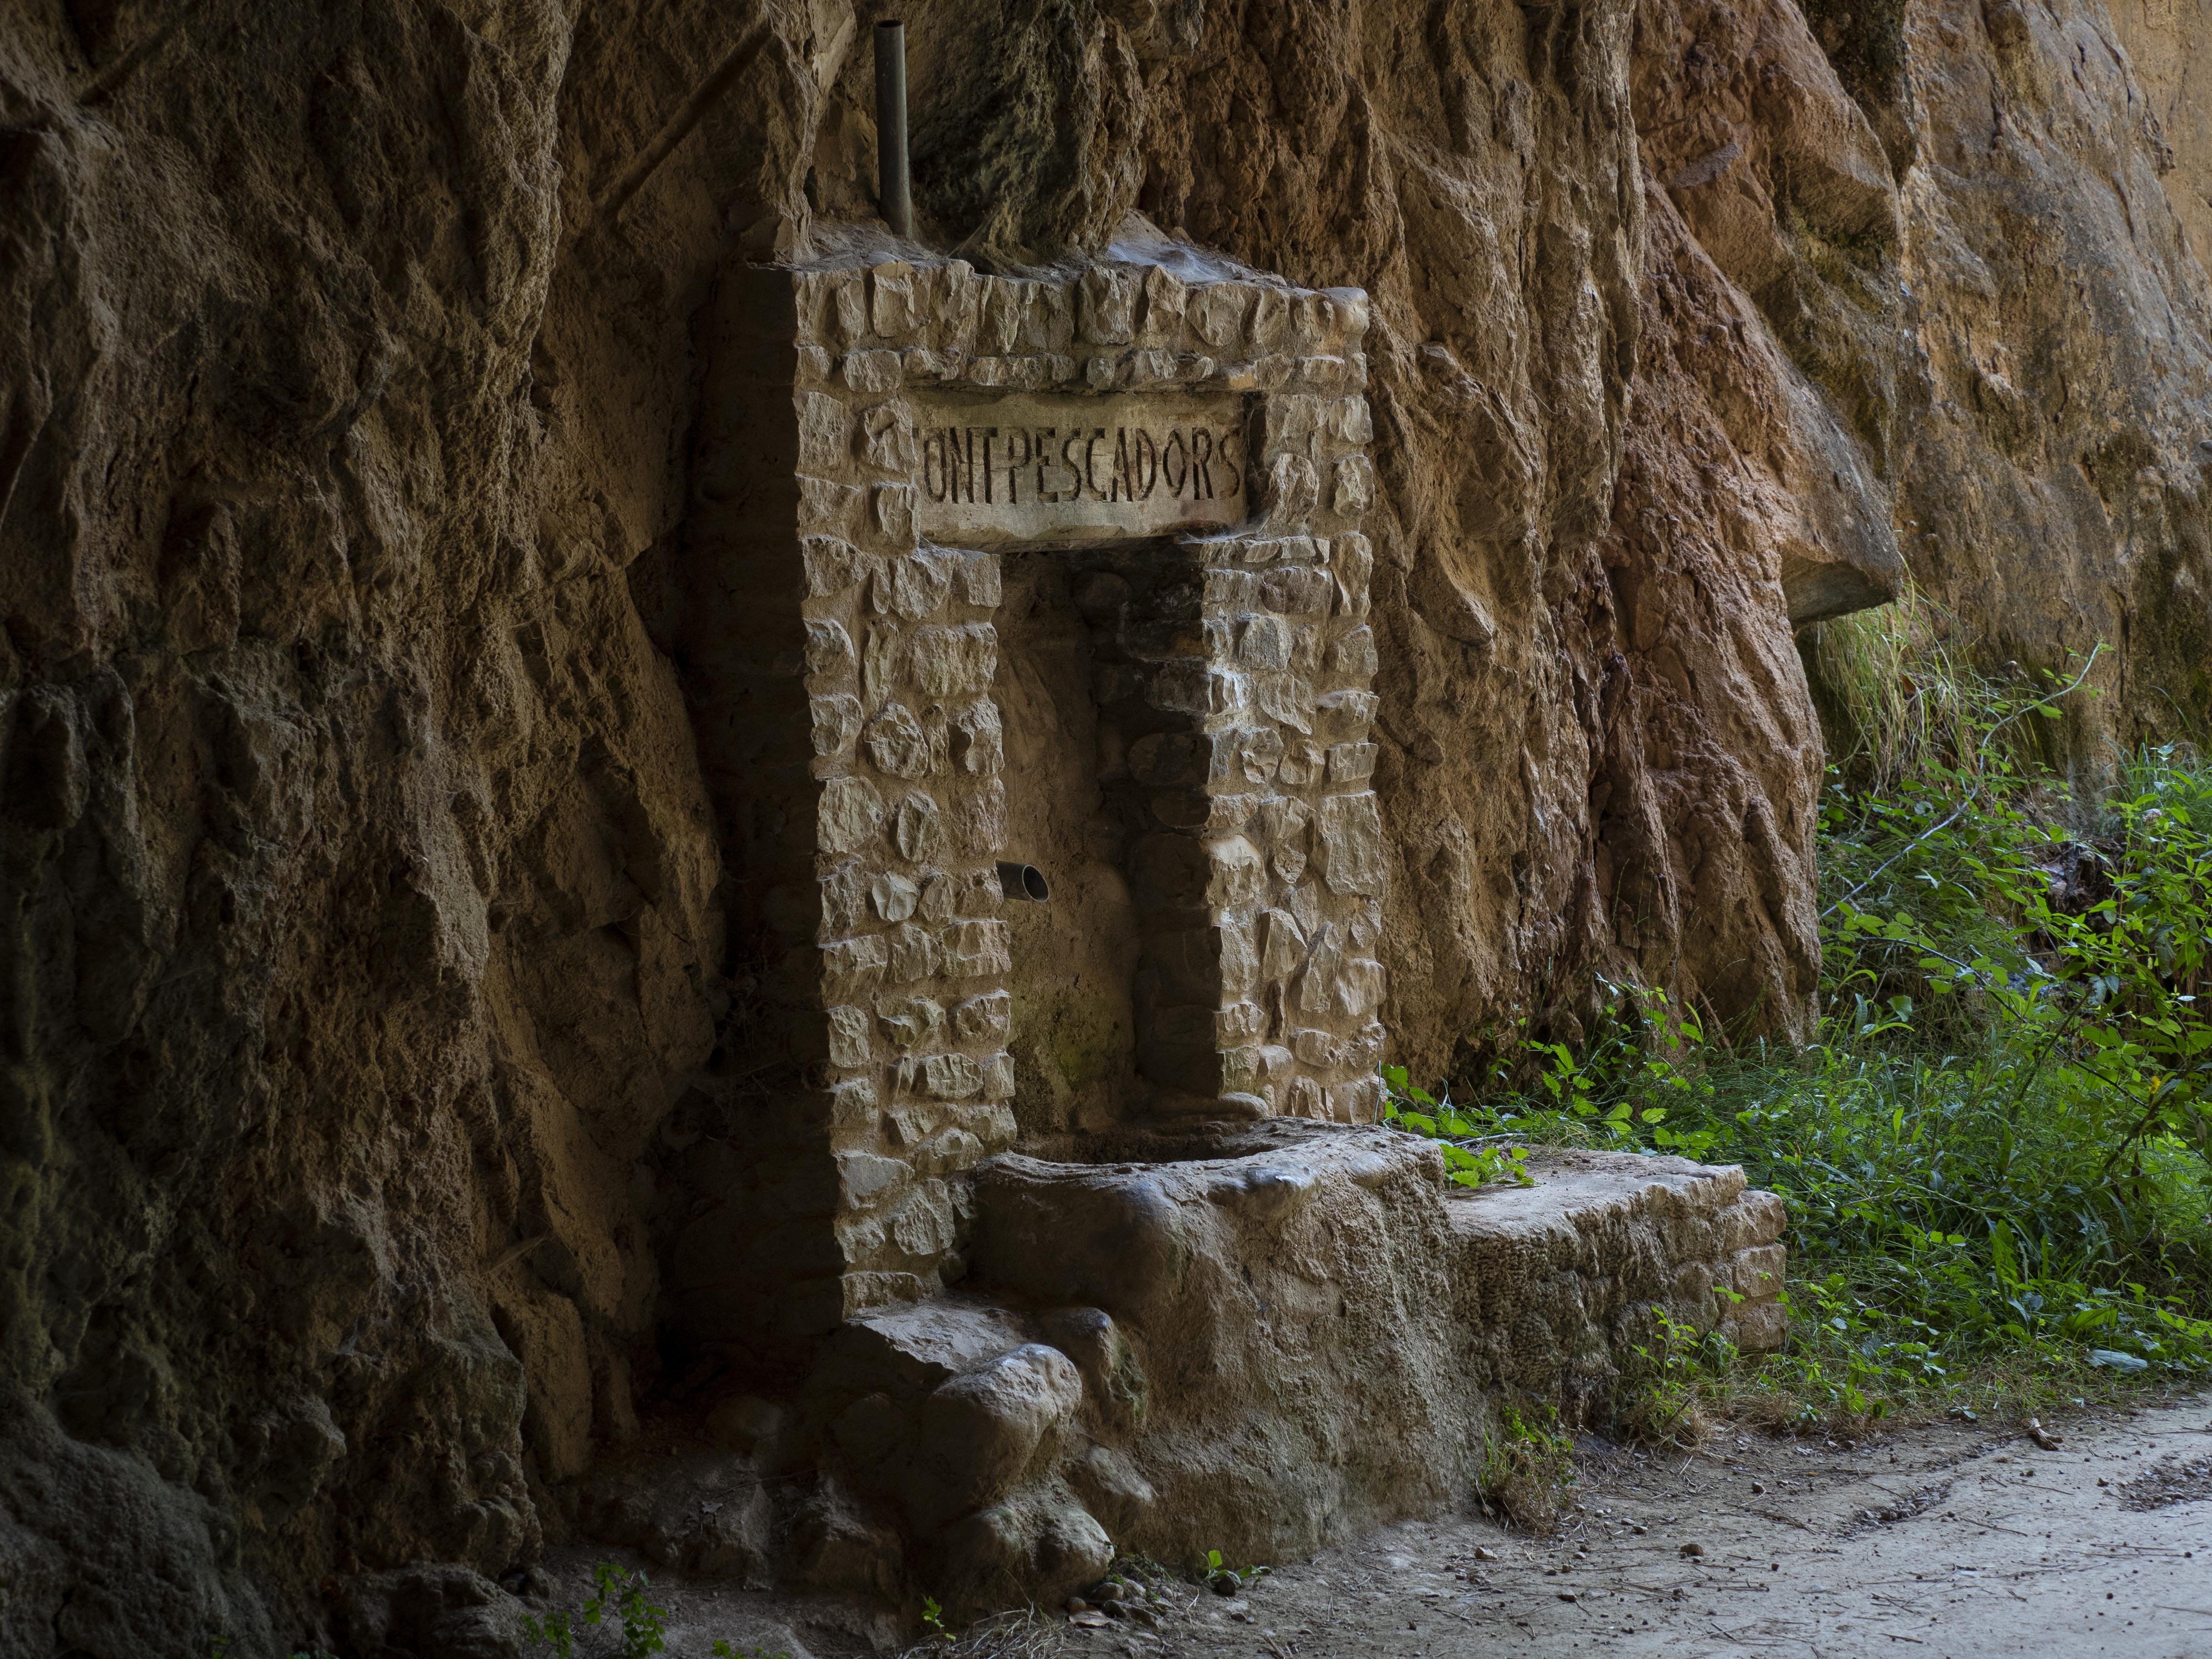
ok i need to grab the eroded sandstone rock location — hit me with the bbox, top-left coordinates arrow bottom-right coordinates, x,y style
911,1343 -> 1085,1519
1,0 -> 2206,1641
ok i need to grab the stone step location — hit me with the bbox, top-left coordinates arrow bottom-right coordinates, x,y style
771,1123 -> 1787,1616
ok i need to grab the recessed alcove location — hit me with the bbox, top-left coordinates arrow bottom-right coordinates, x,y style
991,548 -> 1144,1141
673,247 -> 1387,1341
992,531 -> 1267,1148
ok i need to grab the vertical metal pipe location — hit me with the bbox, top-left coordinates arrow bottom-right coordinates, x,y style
874,20 -> 913,239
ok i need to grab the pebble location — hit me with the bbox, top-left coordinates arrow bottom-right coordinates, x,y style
1070,1610 -> 1110,1629
1751,1481 -> 1767,1494
1474,1547 -> 1499,1561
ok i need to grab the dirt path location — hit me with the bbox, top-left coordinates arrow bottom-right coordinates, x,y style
556,1395 -> 2212,1659
1096,1395 -> 2212,1659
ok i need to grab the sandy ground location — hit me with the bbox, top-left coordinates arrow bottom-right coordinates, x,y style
550,1394 -> 2212,1659
1126,1395 -> 2212,1659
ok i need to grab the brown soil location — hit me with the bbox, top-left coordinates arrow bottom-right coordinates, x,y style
566,1393 -> 2212,1659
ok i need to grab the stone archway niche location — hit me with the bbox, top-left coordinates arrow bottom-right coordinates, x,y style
932,374 -> 1376,1147
684,243 -> 1388,1336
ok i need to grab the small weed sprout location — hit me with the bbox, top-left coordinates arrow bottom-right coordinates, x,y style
919,1596 -> 948,1638
1195,1547 -> 1262,1594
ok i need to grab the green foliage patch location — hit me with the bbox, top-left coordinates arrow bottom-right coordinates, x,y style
1382,603 -> 2212,1425
1479,1403 -> 1577,1531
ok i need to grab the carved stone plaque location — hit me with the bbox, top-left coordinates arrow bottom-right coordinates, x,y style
911,391 -> 1247,544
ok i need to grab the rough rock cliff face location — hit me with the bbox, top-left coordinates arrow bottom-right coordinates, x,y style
0,0 -> 2207,1649
1897,0 -> 2212,764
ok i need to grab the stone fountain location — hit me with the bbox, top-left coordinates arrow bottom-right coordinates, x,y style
639,231 -> 1787,1614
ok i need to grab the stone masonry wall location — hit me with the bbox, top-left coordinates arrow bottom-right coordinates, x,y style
681,248 -> 1382,1338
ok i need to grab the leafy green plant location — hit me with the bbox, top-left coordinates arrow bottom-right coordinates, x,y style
1479,1403 -> 1575,1531
521,1608 -> 575,1659
1744,695 -> 2209,1407
1384,601 -> 2212,1424
919,1597 -> 947,1639
1384,975 -> 1710,1164
1621,1307 -> 1736,1446
1379,1067 -> 1534,1187
595,1563 -> 666,1659
523,1563 -> 667,1659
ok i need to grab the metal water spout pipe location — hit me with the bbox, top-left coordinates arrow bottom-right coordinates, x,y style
874,20 -> 913,239
998,862 -> 1049,902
